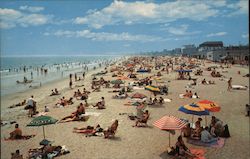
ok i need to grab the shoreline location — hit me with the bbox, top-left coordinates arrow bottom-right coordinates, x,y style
1,56 -> 249,159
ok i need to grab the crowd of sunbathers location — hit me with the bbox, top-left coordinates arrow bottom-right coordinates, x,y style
181,90 -> 199,98
182,116 -> 230,141
147,97 -> 164,105
201,78 -> 215,85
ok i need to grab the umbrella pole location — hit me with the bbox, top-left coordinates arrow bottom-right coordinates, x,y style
205,116 -> 207,127
169,132 -> 171,147
43,126 -> 46,139
192,115 -> 194,124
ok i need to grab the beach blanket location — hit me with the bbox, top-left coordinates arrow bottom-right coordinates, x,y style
164,98 -> 172,102
4,135 -> 36,141
187,138 -> 225,148
84,112 -> 101,117
133,86 -> 144,90
232,85 -> 248,90
189,148 -> 206,159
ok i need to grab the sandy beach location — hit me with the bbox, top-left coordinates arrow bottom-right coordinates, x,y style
1,56 -> 249,159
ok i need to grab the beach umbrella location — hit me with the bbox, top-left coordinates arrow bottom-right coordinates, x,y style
131,92 -> 147,99
175,69 -> 192,72
110,79 -> 124,84
196,100 -> 220,112
145,85 -> 160,92
27,115 -> 58,139
137,69 -> 148,73
178,103 -> 209,123
153,115 -> 188,147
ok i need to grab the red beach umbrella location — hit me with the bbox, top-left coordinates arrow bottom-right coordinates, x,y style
153,115 -> 187,147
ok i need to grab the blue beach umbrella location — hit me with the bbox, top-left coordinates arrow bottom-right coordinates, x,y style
178,103 -> 210,124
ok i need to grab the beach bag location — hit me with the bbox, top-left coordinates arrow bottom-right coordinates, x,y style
167,147 -> 176,156
223,124 -> 230,138
24,105 -> 33,110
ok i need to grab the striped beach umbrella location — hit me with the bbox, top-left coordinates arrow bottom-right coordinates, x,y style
196,100 -> 220,112
153,115 -> 187,147
145,85 -> 160,92
131,92 -> 147,99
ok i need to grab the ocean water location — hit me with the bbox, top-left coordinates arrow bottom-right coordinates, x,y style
0,55 -> 122,96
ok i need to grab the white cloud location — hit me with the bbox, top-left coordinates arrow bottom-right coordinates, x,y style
242,33 -> 249,39
166,24 -> 201,35
227,0 -> 249,16
46,29 -> 164,42
206,32 -> 227,37
19,6 -> 44,12
0,8 -> 51,29
73,0 -> 218,29
205,0 -> 227,7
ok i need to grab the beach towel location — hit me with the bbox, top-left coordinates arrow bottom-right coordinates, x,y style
232,85 -> 248,90
133,86 -> 144,90
179,94 -> 184,98
187,138 -> 225,148
4,135 -> 36,141
84,112 -> 101,117
164,98 -> 172,102
189,148 -> 206,159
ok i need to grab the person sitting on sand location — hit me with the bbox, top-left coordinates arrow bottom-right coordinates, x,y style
159,97 -> 164,104
147,97 -> 153,105
192,92 -> 199,99
192,118 -> 202,139
188,91 -> 193,98
215,72 -> 222,77
93,97 -> 105,109
208,80 -> 215,84
175,135 -> 195,158
201,78 -> 207,84
153,97 -> 158,105
134,110 -> 149,127
9,124 -> 22,139
11,150 -> 23,159
201,127 -> 218,143
182,123 -> 191,138
183,90 -> 189,97
104,120 -> 118,138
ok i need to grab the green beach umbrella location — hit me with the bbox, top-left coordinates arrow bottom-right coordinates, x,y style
27,115 -> 58,139
110,79 -> 124,84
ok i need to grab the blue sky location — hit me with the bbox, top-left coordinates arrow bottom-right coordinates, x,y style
0,0 -> 249,56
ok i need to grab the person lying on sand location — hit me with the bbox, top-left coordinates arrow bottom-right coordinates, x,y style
55,97 -> 73,107
58,103 -> 85,123
104,120 -> 118,138
9,100 -> 26,108
92,97 -> 105,109
50,88 -> 60,96
73,124 -> 103,136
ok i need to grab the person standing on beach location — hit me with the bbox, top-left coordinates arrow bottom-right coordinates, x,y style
227,77 -> 232,91
69,79 -> 73,89
27,95 -> 36,117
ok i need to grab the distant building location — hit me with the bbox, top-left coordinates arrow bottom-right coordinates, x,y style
198,41 -> 224,52
206,45 -> 249,64
191,41 -> 224,59
182,44 -> 197,56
